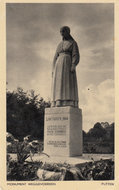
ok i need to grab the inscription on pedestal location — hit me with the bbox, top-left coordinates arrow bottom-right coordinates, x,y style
47,140 -> 66,147
45,115 -> 68,149
47,125 -> 66,136
46,116 -> 68,121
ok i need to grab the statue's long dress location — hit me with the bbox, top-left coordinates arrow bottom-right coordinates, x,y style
51,39 -> 80,107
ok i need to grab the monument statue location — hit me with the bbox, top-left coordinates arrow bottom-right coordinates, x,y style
44,26 -> 82,157
51,26 -> 80,107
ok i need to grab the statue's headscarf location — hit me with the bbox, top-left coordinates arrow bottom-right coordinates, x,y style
60,26 -> 74,41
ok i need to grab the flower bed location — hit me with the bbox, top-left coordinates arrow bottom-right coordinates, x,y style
7,155 -> 114,181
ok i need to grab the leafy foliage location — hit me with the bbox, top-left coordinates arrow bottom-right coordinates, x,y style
85,122 -> 114,141
40,160 -> 114,180
7,87 -> 50,140
83,122 -> 114,153
7,134 -> 44,181
7,159 -> 42,181
87,122 -> 107,139
7,156 -> 114,181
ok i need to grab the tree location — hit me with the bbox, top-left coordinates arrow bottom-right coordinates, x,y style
110,123 -> 114,141
87,122 -> 106,139
7,87 -> 50,140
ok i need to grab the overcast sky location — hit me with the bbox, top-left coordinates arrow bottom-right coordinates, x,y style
6,3 -> 114,131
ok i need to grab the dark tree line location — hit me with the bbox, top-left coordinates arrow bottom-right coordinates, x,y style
83,122 -> 114,142
83,122 -> 114,153
7,87 -> 50,140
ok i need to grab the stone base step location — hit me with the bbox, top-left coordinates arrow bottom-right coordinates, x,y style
26,153 -> 114,165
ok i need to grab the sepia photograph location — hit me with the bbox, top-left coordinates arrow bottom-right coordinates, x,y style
5,2 -> 115,183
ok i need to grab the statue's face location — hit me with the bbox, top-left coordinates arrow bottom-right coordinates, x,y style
60,29 -> 68,38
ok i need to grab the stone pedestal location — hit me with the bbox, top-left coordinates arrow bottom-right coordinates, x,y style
44,106 -> 82,157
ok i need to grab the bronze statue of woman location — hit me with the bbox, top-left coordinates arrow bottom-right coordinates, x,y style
51,26 -> 80,107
